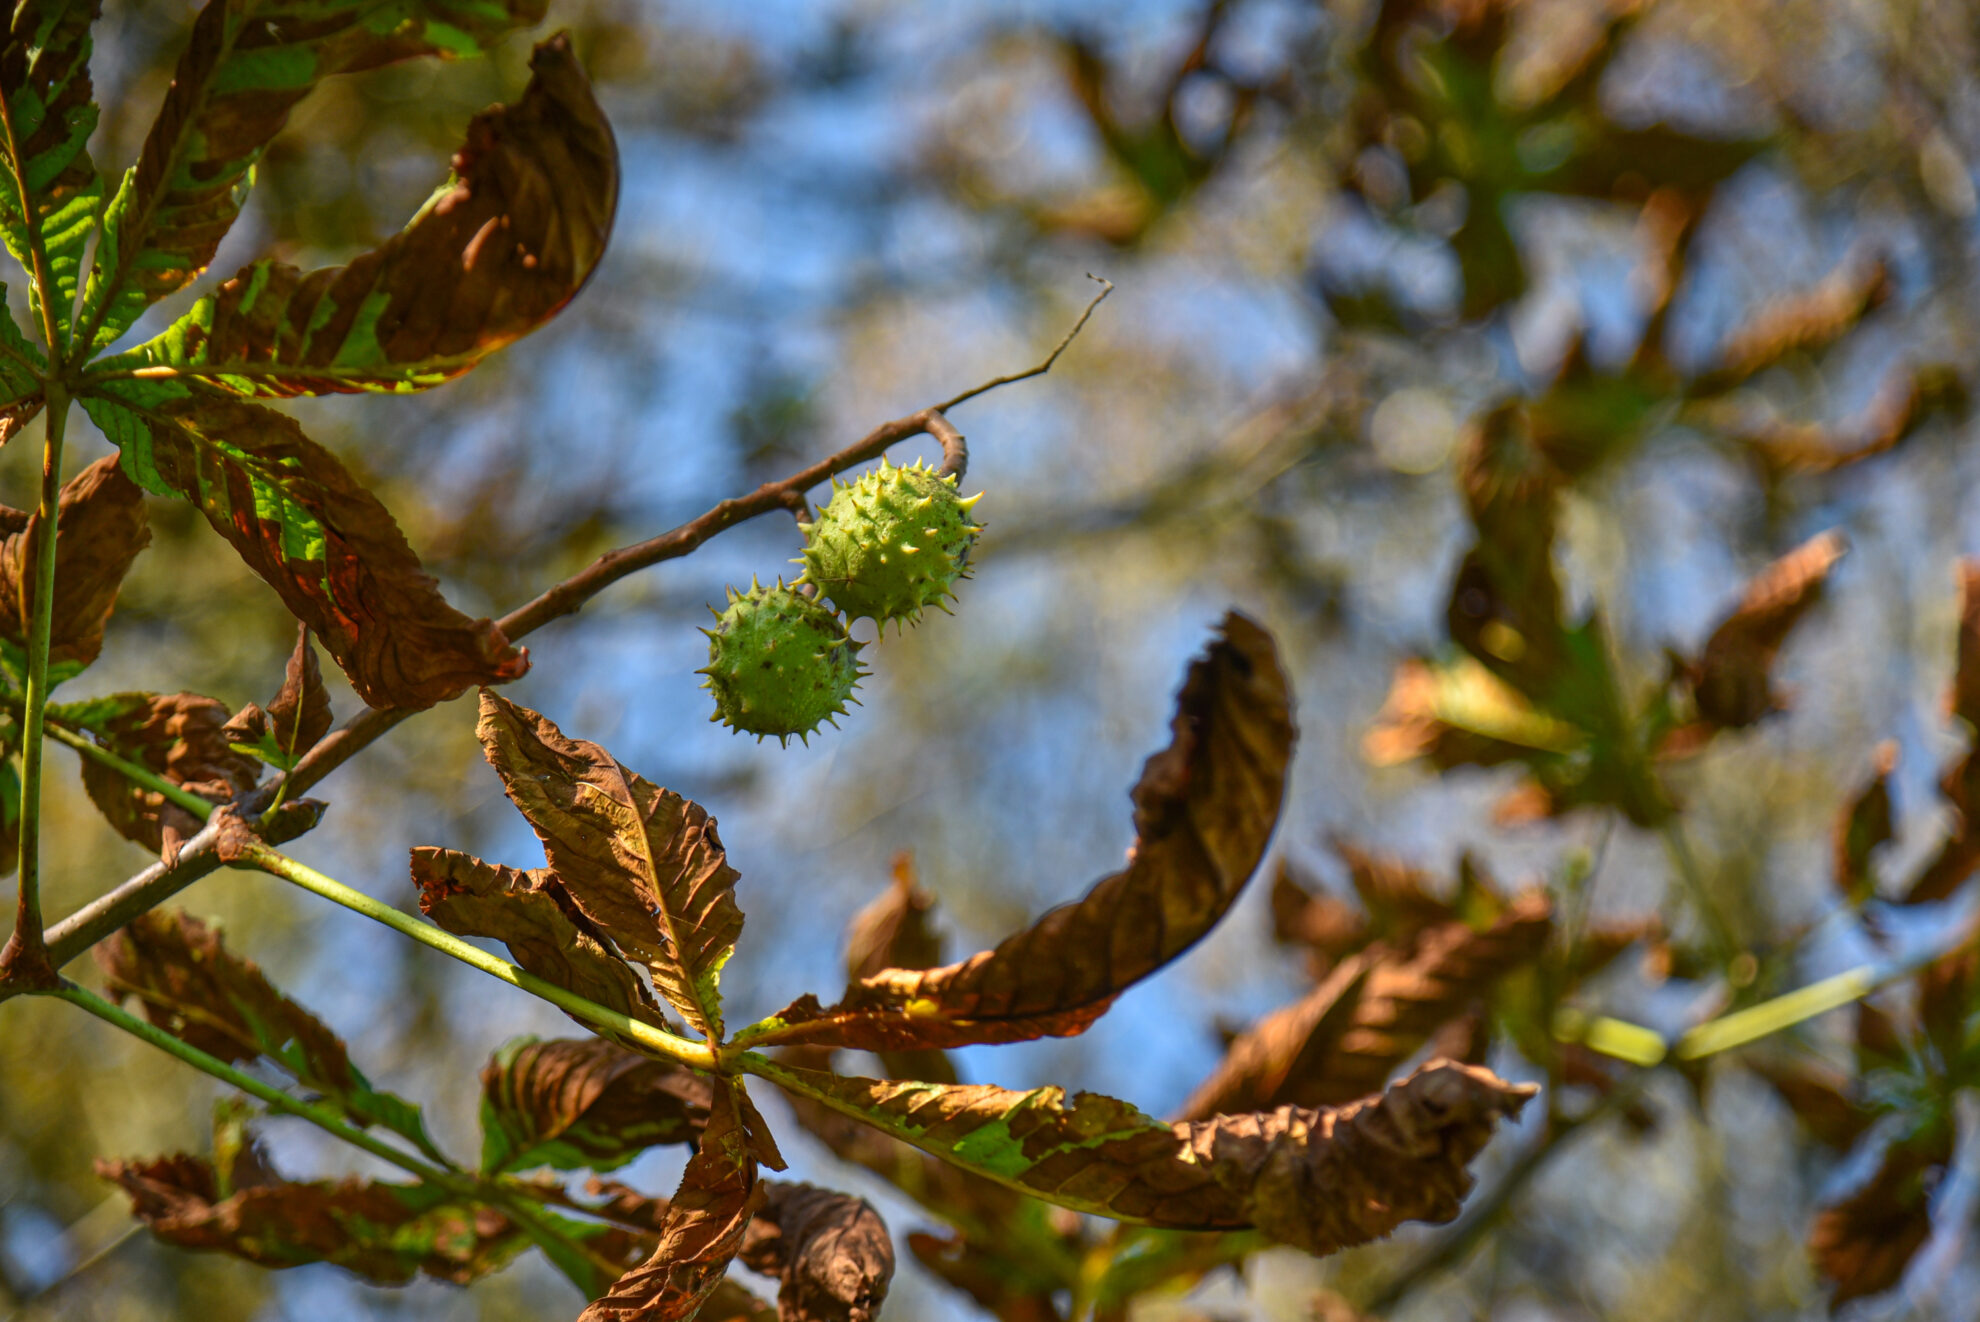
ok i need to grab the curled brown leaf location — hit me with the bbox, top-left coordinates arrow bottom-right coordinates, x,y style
479,1035 -> 710,1174
750,612 -> 1294,1052
223,627 -> 333,764
79,693 -> 260,860
0,456 -> 150,672
1810,1133 -> 1952,1307
1687,530 -> 1847,730
740,1181 -> 895,1322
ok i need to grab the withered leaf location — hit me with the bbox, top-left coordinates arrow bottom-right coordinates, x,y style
97,1152 -> 526,1285
223,626 -> 332,767
1179,891 -> 1552,1118
1687,531 -> 1846,730
1954,560 -> 1980,730
411,846 -> 673,1036
757,1057 -> 1534,1254
75,0 -> 549,354
1834,743 -> 1895,907
1703,259 -> 1893,392
95,909 -> 442,1153
1908,562 -> 1980,904
740,1181 -> 895,1322
1810,1133 -> 1952,1307
478,1035 -> 710,1175
0,455 -> 150,677
1269,860 -> 1370,978
477,691 -> 743,1039
746,613 -> 1293,1053
78,382 -> 526,708
579,1081 -> 764,1322
841,853 -> 956,1084
0,0 -> 102,344
700,1278 -> 779,1322
78,692 -> 259,859
103,33 -> 616,397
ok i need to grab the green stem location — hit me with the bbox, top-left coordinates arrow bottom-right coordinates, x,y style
5,385 -> 68,983
232,842 -> 717,1073
47,981 -> 623,1285
42,719 -> 216,820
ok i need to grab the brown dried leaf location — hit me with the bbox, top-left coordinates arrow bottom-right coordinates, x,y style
477,691 -> 742,1038
1688,531 -> 1846,730
1704,259 -> 1892,390
96,1153 -> 525,1285
114,34 -> 617,397
79,384 -> 527,708
748,612 -> 1294,1052
740,1182 -> 895,1322
478,1035 -> 711,1174
1834,743 -> 1895,907
0,456 -> 150,673
1906,563 -> 1980,904
1810,1133 -> 1952,1307
759,1057 -> 1534,1254
411,846 -> 673,1036
223,627 -> 333,765
1179,892 -> 1552,1118
95,909 -> 353,1087
1268,860 -> 1370,978
1954,560 -> 1980,730
700,1278 -> 779,1322
842,853 -> 955,1084
579,1081 -> 764,1322
80,693 -> 260,858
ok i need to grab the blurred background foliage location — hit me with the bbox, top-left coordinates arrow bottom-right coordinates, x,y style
7,0 -> 1980,1318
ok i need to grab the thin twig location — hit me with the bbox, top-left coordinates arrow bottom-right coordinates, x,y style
935,275 -> 1112,413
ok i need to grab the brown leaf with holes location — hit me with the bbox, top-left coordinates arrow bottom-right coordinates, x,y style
224,627 -> 333,765
79,693 -> 260,861
740,1182 -> 895,1322
1687,531 -> 1846,730
1834,743 -> 1895,907
1180,892 -> 1551,1119
762,1057 -> 1533,1254
95,909 -> 354,1089
477,691 -> 742,1039
479,1036 -> 711,1174
748,613 -> 1293,1053
579,1082 -> 764,1322
1810,1133 -> 1952,1307
411,846 -> 673,1037
96,1152 -> 525,1285
0,456 -> 149,672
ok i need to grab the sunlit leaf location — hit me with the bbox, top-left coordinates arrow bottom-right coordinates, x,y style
477,691 -> 743,1039
411,846 -> 675,1037
739,1181 -> 894,1322
221,626 -> 333,768
97,1151 -> 527,1285
74,0 -> 548,354
755,1056 -> 1534,1254
478,1035 -> 710,1175
95,909 -> 444,1157
78,380 -> 526,708
579,1081 -> 764,1322
0,454 -> 148,680
102,34 -> 616,397
0,0 -> 103,346
746,613 -> 1293,1052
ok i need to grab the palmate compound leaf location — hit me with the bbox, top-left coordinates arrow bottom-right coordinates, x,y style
0,454 -> 149,681
739,1182 -> 895,1322
97,1150 -> 527,1285
411,846 -> 676,1039
475,691 -> 743,1040
73,0 -> 549,357
478,1035 -> 711,1175
78,382 -> 527,708
0,0 -> 103,347
95,909 -> 443,1157
579,1080 -> 764,1322
753,1056 -> 1534,1256
97,32 -> 616,396
740,612 -> 1294,1053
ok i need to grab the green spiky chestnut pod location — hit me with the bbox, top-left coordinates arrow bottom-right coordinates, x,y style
700,580 -> 864,744
797,457 -> 984,629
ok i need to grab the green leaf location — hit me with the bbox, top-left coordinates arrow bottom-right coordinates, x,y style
0,0 -> 103,347
74,0 -> 549,356
78,378 -> 527,708
101,34 -> 617,397
46,690 -> 148,731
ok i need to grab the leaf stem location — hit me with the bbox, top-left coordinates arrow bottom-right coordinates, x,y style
3,386 -> 68,986
231,841 -> 717,1073
38,717 -> 217,820
46,981 -> 625,1287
